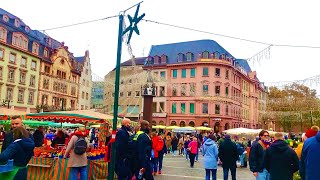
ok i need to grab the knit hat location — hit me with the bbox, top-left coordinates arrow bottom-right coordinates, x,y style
305,129 -> 318,138
224,134 -> 231,139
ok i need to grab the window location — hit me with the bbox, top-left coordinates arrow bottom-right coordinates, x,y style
127,105 -> 139,114
202,51 -> 209,59
215,104 -> 220,114
203,67 -> 208,76
190,103 -> 195,114
21,57 -> 27,67
120,79 -> 124,84
0,27 -> 7,41
202,103 -> 208,114
215,86 -> 220,96
9,53 -> 16,63
152,102 -> 157,113
172,103 -> 177,113
71,87 -> 76,96
82,92 -> 85,99
12,33 -> 28,50
190,68 -> 196,77
226,105 -> 229,115
161,55 -> 167,63
85,69 -> 89,75
31,60 -> 37,70
181,84 -> 186,96
0,49 -> 4,60
8,69 -> 15,82
225,87 -> 229,96
177,53 -> 184,62
19,71 -> 26,84
81,105 -> 84,110
18,89 -> 24,102
215,68 -> 220,77
86,93 -> 89,100
181,103 -> 186,113
160,71 -> 166,79
154,56 -> 160,64
128,79 -> 132,84
159,86 -> 165,97
32,42 -> 39,54
43,79 -> 49,89
135,91 -> 140,97
190,83 -> 196,96
186,52 -> 193,61
181,69 -> 186,78
159,102 -> 165,112
44,49 -> 49,57
6,87 -> 13,101
29,75 -> 36,87
127,91 -> 131,97
203,85 -> 208,95
172,86 -> 177,96
172,69 -> 178,78
119,92 -> 124,97
226,70 -> 229,79
0,66 -> 2,79
28,91 -> 34,104
44,66 -> 50,74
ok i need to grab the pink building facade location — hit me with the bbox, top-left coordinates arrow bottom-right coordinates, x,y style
145,40 -> 267,132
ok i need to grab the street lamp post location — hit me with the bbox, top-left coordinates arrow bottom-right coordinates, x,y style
108,2 -> 145,180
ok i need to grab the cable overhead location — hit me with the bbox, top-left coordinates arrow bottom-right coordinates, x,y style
40,15 -> 119,31
141,19 -> 320,49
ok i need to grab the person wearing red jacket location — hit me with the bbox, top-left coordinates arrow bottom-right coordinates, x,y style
151,132 -> 164,176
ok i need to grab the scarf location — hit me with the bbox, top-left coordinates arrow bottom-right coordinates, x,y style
258,140 -> 270,150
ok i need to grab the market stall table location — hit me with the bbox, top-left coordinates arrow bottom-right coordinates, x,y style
27,157 -> 108,180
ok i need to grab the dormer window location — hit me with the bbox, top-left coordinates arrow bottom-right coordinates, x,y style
154,56 -> 160,64
12,33 -> 28,50
44,49 -> 49,58
177,53 -> 184,62
14,19 -> 20,27
32,42 -> 39,55
220,54 -> 226,60
3,15 -> 9,22
161,55 -> 167,63
25,26 -> 30,33
215,52 -> 220,59
202,51 -> 209,59
186,52 -> 193,61
0,27 -> 7,42
46,38 -> 52,46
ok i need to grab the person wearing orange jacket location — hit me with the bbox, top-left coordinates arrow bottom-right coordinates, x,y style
151,132 -> 164,176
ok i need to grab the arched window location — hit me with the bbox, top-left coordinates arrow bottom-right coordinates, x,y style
171,121 -> 177,126
188,121 -> 195,127
202,51 -> 209,59
202,122 -> 209,127
186,52 -> 194,61
214,52 -> 220,59
180,121 -> 186,127
177,53 -> 184,62
225,123 -> 229,130
152,120 -> 156,126
220,54 -> 226,60
159,121 -> 164,125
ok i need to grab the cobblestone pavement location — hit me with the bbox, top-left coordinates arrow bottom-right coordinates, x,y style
154,154 -> 255,180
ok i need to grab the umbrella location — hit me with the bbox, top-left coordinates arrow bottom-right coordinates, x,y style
195,126 -> 212,131
152,125 -> 166,129
173,127 -> 196,133
23,120 -> 52,126
48,123 -> 84,128
165,126 -> 179,130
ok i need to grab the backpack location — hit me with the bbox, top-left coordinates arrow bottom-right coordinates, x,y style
127,131 -> 144,160
236,143 -> 245,155
74,136 -> 87,155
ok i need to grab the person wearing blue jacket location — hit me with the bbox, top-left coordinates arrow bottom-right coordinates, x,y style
300,131 -> 320,180
202,134 -> 218,180
0,126 -> 35,180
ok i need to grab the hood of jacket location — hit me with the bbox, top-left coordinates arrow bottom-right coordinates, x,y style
270,139 -> 289,152
17,138 -> 35,151
204,138 -> 214,146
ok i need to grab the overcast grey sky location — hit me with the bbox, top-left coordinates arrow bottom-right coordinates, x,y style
2,0 -> 320,90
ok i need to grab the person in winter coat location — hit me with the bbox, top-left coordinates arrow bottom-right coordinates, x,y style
300,131 -> 320,180
157,133 -> 166,174
218,134 -> 238,180
171,135 -> 178,156
178,136 -> 184,155
295,126 -> 319,159
188,136 -> 198,168
64,127 -> 89,180
249,130 -> 270,180
184,136 -> 191,160
51,130 -> 66,148
0,127 -> 34,180
202,134 -> 218,180
165,135 -> 172,154
151,132 -> 164,176
33,126 -> 44,147
265,132 -> 299,180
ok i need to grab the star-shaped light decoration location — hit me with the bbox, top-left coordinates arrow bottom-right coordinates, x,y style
123,4 -> 145,44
